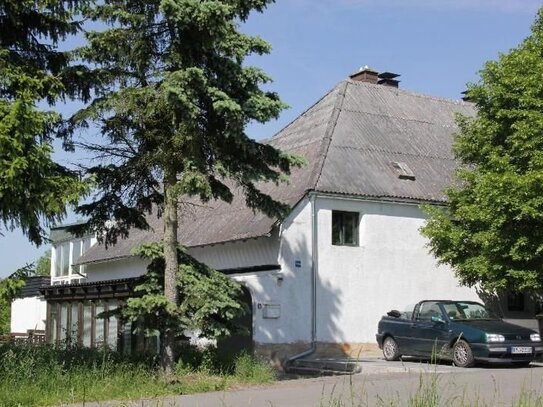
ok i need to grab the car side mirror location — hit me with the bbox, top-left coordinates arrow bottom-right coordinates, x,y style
431,315 -> 445,324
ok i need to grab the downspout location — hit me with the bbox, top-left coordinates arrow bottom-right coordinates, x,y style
285,193 -> 318,368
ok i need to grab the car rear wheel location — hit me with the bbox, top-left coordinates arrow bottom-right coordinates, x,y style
383,336 -> 401,361
452,339 -> 474,368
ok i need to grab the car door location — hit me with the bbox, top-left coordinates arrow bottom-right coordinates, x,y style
412,302 -> 452,356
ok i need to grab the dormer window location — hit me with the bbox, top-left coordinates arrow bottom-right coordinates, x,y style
392,161 -> 416,180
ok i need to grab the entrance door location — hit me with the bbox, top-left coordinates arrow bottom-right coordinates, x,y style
217,286 -> 253,357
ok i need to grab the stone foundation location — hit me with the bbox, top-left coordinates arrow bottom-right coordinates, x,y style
255,342 -> 381,369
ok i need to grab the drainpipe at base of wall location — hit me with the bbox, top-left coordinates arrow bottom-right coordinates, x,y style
284,193 -> 318,370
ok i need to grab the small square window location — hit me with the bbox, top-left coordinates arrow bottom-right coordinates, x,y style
332,211 -> 359,246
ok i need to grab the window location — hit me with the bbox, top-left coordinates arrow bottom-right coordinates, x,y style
82,303 -> 92,347
47,300 -> 124,350
53,238 -> 93,280
95,302 -> 105,346
332,211 -> 359,246
60,303 -> 69,338
508,292 -> 525,312
48,304 -> 58,343
72,238 -> 91,277
107,301 -> 119,351
54,242 -> 71,277
391,161 -> 416,180
416,301 -> 442,321
70,303 -> 79,340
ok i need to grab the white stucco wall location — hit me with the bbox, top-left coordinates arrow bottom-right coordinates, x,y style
315,196 -> 480,344
233,198 -> 313,345
184,194 -> 480,347
187,198 -> 313,346
84,257 -> 149,282
189,236 -> 280,270
11,296 -> 47,333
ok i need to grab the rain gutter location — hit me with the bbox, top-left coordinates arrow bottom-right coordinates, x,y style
285,192 -> 318,368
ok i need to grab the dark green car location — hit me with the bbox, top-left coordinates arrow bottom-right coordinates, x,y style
376,300 -> 543,367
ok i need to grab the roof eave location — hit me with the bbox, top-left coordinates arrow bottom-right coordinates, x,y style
76,232 -> 278,266
310,190 -> 448,206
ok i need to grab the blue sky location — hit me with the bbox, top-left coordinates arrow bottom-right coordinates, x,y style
0,0 -> 541,278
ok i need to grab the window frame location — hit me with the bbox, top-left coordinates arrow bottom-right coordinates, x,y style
331,210 -> 360,247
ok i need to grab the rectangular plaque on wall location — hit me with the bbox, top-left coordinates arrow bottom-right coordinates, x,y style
263,304 -> 281,319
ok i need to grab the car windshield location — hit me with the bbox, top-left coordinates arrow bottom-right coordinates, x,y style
442,302 -> 499,321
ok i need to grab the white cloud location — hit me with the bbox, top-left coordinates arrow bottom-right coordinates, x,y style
307,0 -> 541,14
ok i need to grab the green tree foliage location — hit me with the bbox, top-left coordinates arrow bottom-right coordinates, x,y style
422,8 -> 543,293
123,243 -> 248,341
67,0 -> 301,372
35,251 -> 51,277
0,0 -> 88,246
0,278 -> 10,335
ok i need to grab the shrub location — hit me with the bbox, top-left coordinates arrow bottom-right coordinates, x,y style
233,352 -> 275,383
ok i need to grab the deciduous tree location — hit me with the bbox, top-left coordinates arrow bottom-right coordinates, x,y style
422,8 -> 543,294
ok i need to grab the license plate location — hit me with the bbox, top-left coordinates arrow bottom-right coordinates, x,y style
511,346 -> 532,354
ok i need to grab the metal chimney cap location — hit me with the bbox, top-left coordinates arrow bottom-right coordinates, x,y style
358,65 -> 378,73
378,71 -> 400,79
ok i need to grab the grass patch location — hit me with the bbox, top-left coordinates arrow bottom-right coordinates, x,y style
318,370 -> 543,407
0,342 -> 274,406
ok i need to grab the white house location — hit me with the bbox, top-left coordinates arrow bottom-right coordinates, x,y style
10,276 -> 48,337
34,68 -> 538,362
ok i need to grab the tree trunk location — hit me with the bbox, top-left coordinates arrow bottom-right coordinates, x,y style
161,170 -> 179,375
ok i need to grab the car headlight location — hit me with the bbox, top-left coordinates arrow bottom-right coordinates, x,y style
531,333 -> 541,342
486,334 -> 505,342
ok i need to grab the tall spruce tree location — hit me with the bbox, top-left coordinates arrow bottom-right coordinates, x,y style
69,0 -> 301,372
0,0 -> 88,245
422,8 -> 543,294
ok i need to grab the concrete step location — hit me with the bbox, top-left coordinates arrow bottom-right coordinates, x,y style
285,365 -> 353,376
285,359 -> 361,376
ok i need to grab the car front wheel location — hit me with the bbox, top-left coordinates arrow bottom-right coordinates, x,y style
452,339 -> 474,367
383,336 -> 401,361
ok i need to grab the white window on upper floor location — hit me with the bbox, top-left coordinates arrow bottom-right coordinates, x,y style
52,237 -> 94,284
54,242 -> 71,277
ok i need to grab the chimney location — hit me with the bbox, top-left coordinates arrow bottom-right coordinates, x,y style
350,67 -> 401,88
350,66 -> 379,84
377,72 -> 400,88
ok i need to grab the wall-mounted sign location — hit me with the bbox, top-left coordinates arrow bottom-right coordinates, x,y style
295,260 -> 302,268
263,304 -> 281,319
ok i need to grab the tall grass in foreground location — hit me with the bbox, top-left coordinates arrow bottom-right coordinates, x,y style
0,342 -> 274,407
318,370 -> 543,407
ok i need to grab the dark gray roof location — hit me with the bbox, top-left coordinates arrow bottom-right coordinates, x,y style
315,81 -> 474,201
16,276 -> 49,298
77,79 -> 474,265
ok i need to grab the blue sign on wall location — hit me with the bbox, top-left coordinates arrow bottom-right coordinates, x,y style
295,260 -> 302,268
